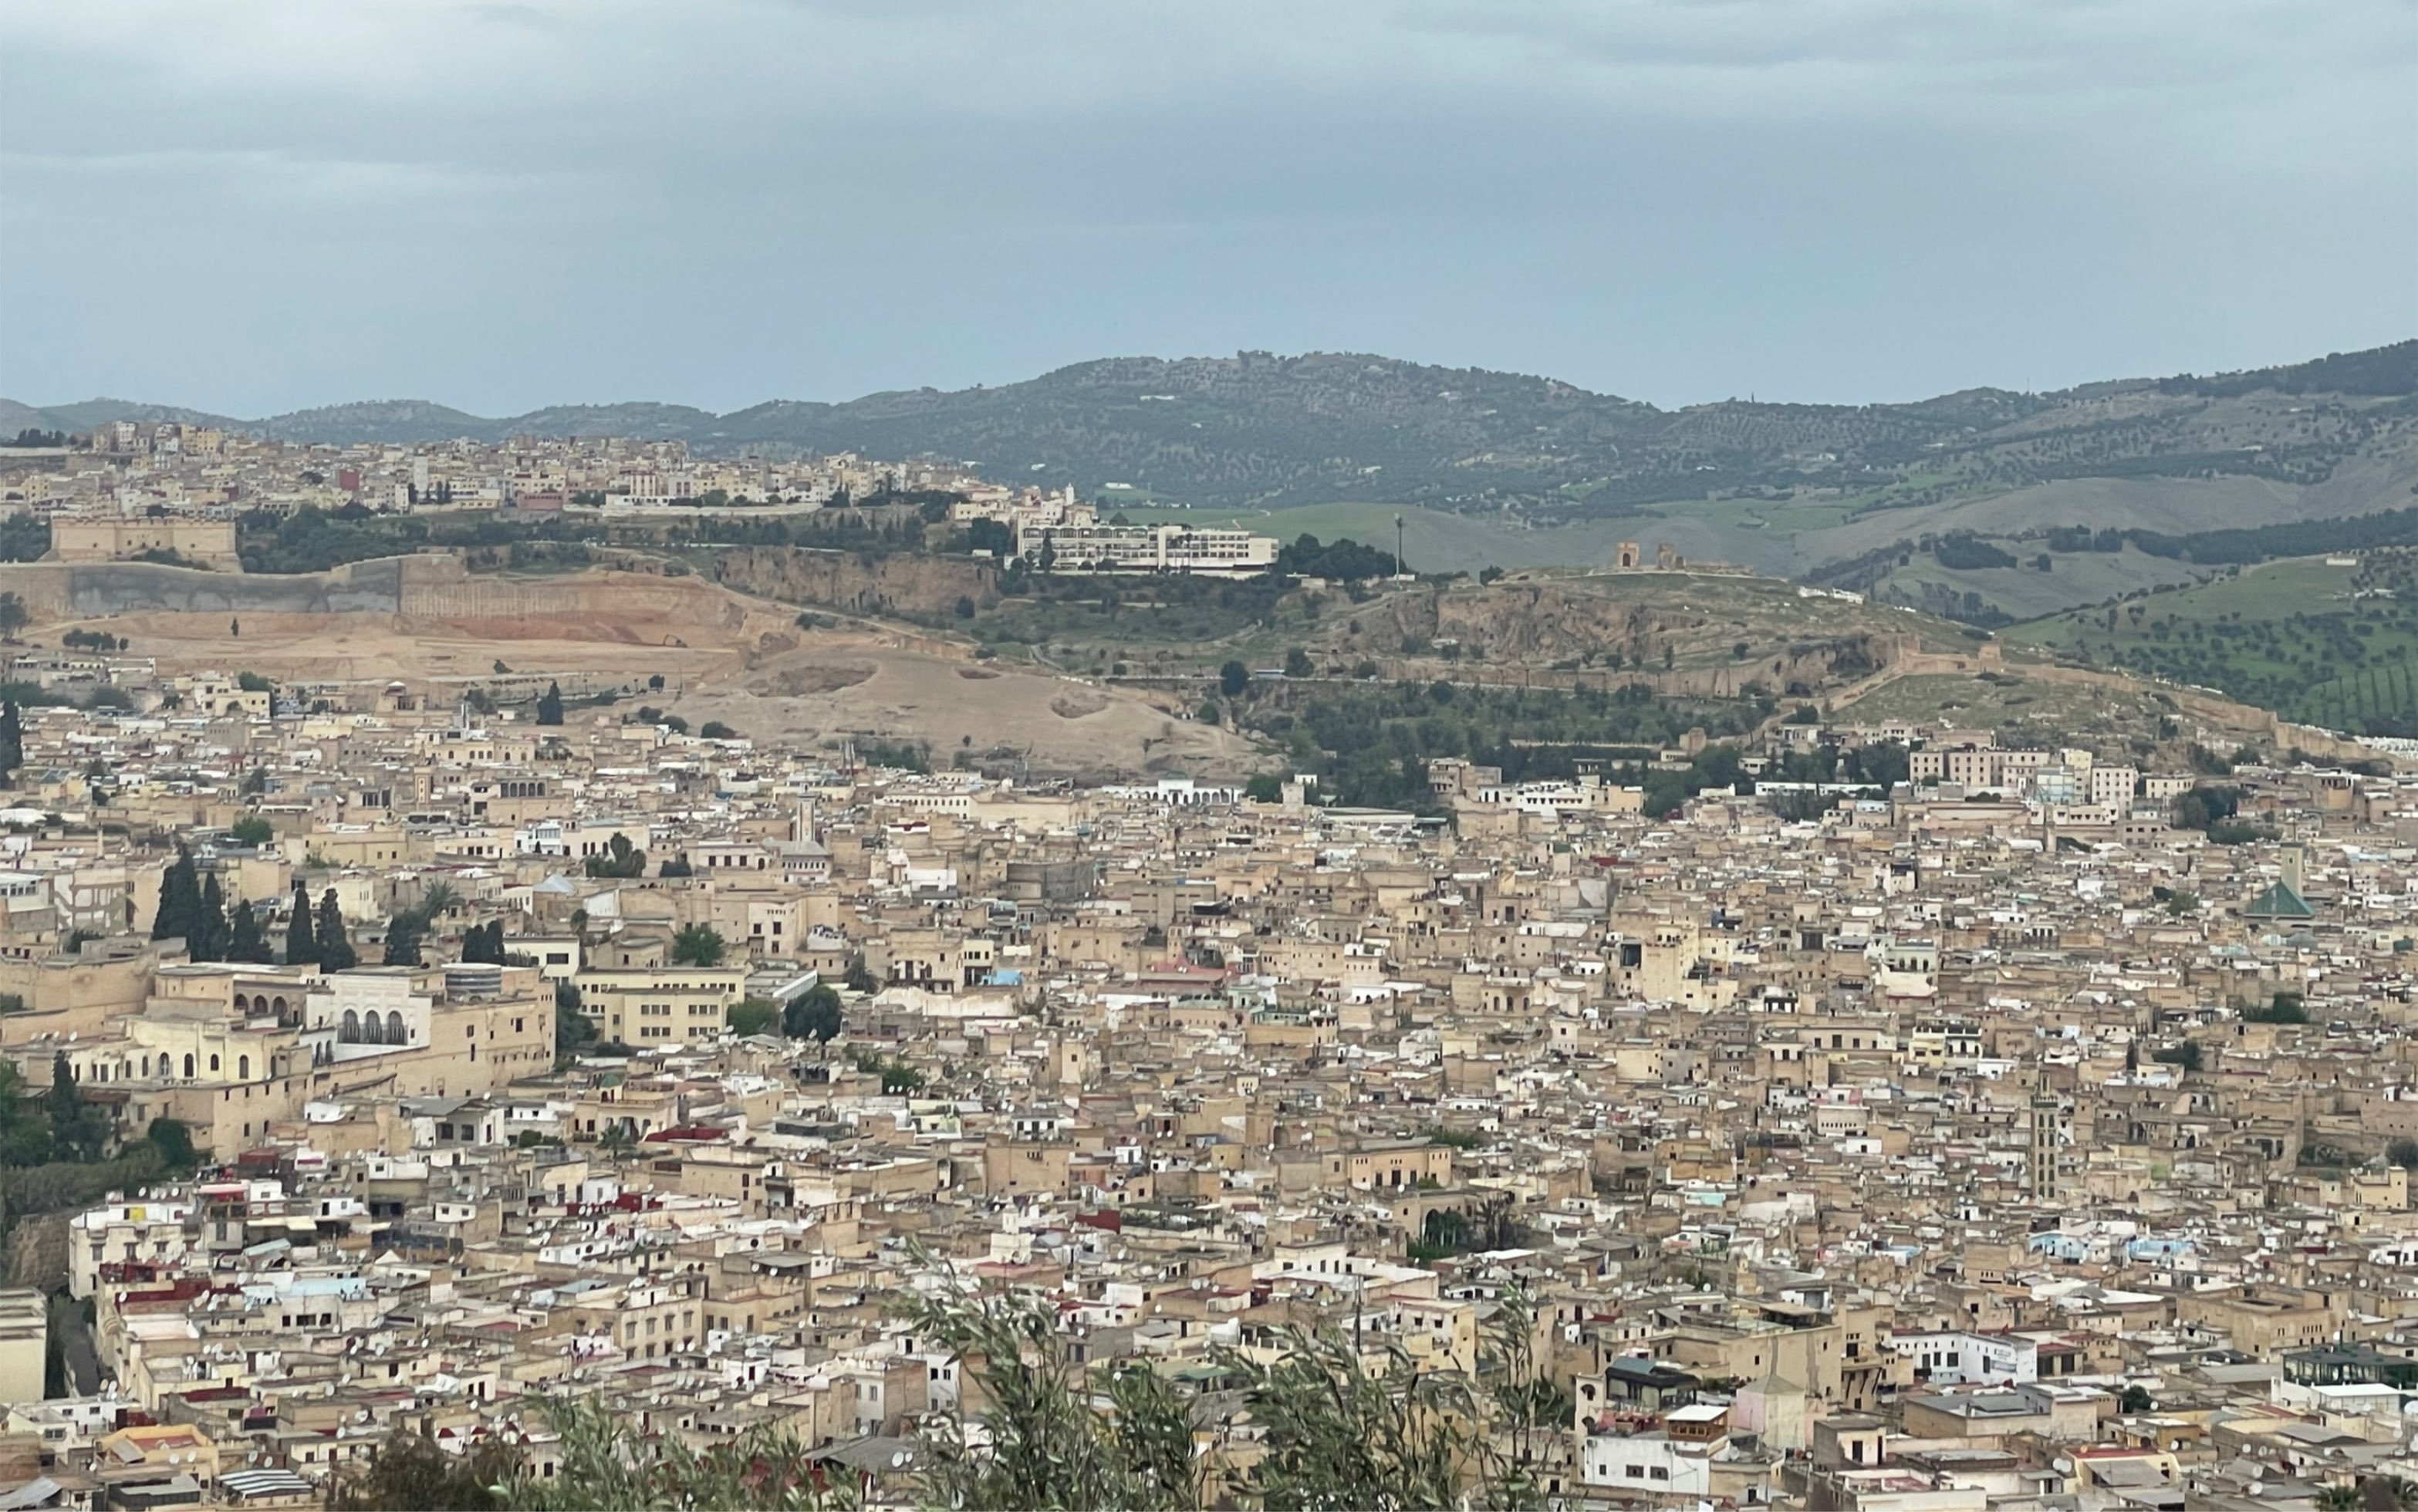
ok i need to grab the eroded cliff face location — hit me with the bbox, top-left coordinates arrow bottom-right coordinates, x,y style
708,547 -> 999,620
1434,583 -> 1707,662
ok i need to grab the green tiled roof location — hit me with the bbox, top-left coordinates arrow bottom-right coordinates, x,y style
2245,879 -> 2315,919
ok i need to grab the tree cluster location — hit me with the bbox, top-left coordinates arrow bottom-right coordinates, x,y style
459,920 -> 510,964
283,882 -> 357,970
583,832 -> 647,879
1932,532 -> 2018,571
670,923 -> 726,967
381,910 -> 431,967
785,984 -> 843,1041
150,847 -> 275,964
1276,533 -> 1397,582
0,1055 -> 198,1179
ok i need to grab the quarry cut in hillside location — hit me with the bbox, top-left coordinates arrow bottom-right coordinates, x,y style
708,545 -> 1003,621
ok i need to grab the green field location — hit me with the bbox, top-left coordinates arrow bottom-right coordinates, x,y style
1638,495 -> 1862,533
2008,553 -> 2418,733
1875,545 -> 2210,625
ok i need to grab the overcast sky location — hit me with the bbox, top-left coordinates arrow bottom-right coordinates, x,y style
2,0 -> 2412,416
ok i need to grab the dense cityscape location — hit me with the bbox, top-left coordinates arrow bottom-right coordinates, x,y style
3,1 -> 2408,1506
0,416 -> 2413,1512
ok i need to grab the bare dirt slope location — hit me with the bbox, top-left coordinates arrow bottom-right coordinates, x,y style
668,643 -> 1253,779
43,569 -> 1253,778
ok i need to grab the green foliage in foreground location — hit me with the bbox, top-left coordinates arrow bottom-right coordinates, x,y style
330,1397 -> 853,1512
888,1245 -> 1557,1511
327,1246 -> 1561,1512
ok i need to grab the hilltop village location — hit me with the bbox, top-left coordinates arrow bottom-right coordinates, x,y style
0,663 -> 2414,1511
1,422 -> 1285,579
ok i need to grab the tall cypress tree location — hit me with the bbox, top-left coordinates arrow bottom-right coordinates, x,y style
382,912 -> 425,967
316,889 -> 358,973
0,698 -> 21,781
49,1052 -> 105,1163
228,899 -> 270,964
147,855 -> 177,941
536,682 -> 565,726
285,880 -> 317,967
151,845 -> 200,943
194,873 -> 228,964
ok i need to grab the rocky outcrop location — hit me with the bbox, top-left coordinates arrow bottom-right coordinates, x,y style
1339,579 -> 1889,695
708,547 -> 1000,621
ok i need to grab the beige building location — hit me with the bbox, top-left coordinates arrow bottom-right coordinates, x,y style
49,514 -> 240,567
1323,1140 -> 1454,1193
572,965 -> 746,1045
0,1289 -> 44,1408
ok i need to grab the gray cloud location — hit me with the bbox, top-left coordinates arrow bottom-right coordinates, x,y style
1,0 -> 2409,414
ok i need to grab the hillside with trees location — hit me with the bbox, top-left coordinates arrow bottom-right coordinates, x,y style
14,340 -> 2410,530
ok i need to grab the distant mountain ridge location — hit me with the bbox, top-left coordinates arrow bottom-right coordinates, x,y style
11,339 -> 2413,525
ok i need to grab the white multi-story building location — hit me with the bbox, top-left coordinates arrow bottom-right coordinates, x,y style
1888,1328 -> 2039,1386
1018,522 -> 1280,577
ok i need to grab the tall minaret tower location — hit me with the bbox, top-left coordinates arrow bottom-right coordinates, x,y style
2028,1095 -> 2066,1203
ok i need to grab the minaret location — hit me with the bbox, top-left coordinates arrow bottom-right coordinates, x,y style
2028,1095 -> 2065,1202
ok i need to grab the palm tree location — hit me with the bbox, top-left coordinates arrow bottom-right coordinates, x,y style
596,1121 -> 637,1159
417,879 -> 461,918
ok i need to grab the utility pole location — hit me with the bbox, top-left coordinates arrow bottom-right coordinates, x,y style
1394,514 -> 1405,579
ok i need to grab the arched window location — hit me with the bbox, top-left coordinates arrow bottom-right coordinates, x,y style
235,994 -> 250,1012
388,1011 -> 407,1044
140,1055 -> 151,1077
208,1054 -> 220,1072
238,1055 -> 250,1079
342,1010 -> 360,1043
183,1054 -> 195,1078
362,1013 -> 383,1045
272,996 -> 288,1015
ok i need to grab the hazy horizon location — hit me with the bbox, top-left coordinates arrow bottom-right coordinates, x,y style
14,331 -> 2418,425
4,1 -> 2413,417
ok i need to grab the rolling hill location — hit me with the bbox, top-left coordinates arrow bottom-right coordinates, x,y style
10,340 -> 2414,579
